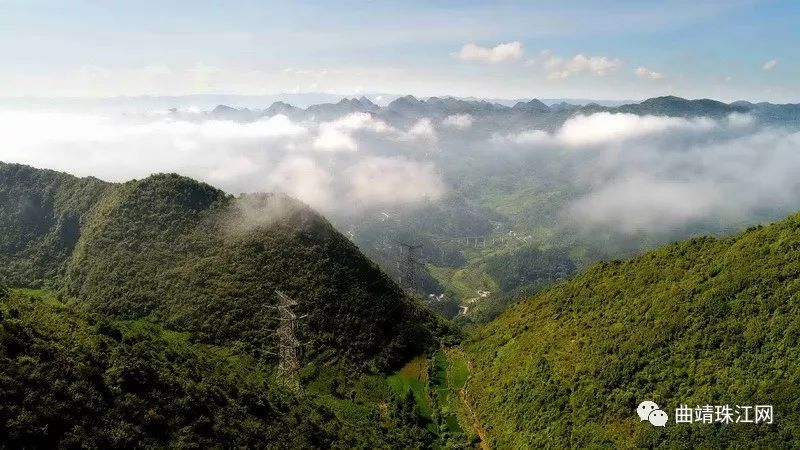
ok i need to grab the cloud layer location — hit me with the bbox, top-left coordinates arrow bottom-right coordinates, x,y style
497,112 -> 800,233
2,105 -> 800,239
442,114 -> 474,129
0,109 -> 444,213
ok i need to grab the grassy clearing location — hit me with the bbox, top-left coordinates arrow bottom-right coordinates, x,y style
386,350 -> 476,442
386,356 -> 432,418
430,349 -> 472,436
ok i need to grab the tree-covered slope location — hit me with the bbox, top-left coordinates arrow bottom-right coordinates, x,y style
0,164 -> 461,447
0,163 -> 449,370
0,162 -> 110,288
464,215 -> 800,448
0,288 -> 436,448
60,173 -> 448,369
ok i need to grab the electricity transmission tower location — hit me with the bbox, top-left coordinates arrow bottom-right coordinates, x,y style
266,291 -> 305,391
397,242 -> 423,294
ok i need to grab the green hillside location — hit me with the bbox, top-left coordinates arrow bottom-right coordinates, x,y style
0,287 -> 437,448
0,163 -> 462,447
0,163 -> 110,288
464,215 -> 800,448
61,173 -> 448,369
12,160 -> 800,448
0,162 -> 449,370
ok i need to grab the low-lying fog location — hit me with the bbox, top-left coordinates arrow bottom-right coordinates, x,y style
2,102 -> 800,235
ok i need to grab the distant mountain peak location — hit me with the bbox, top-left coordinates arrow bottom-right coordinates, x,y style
211,104 -> 238,113
392,95 -> 422,105
356,96 -> 378,109
511,98 -> 550,112
263,101 -> 301,117
268,100 -> 293,108
304,97 -> 379,117
210,104 -> 255,121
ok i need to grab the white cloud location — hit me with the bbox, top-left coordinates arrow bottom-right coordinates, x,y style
545,54 -> 622,79
0,110 -> 310,180
0,108 -> 449,214
762,59 -> 778,71
442,114 -> 474,130
345,157 -> 445,206
406,118 -> 437,140
476,112 -> 800,233
634,66 -> 664,80
312,112 -> 394,152
569,175 -> 720,232
268,156 -> 334,210
200,114 -> 308,139
307,112 -> 437,152
207,155 -> 261,181
493,129 -> 551,146
556,115 -> 800,233
332,112 -> 392,133
313,124 -> 358,152
495,113 -> 718,149
456,41 -> 524,63
556,112 -> 715,146
514,130 -> 551,145
726,112 -> 755,127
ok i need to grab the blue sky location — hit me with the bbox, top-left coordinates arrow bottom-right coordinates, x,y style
1,0 -> 797,101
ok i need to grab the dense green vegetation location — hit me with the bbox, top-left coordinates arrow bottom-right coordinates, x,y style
0,163 -> 110,288
7,160 -> 800,448
429,350 -> 471,441
66,174 -> 451,368
0,163 -> 451,369
387,350 -> 477,448
0,288 -> 441,448
464,215 -> 800,448
483,246 -> 575,294
0,162 -> 460,447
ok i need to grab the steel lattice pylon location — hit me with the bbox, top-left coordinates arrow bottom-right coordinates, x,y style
274,291 -> 302,391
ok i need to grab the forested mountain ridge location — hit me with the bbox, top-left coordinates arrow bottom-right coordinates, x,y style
0,162 -> 464,447
63,173 -> 450,368
0,162 -> 111,287
463,213 -> 800,448
0,162 -> 452,370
